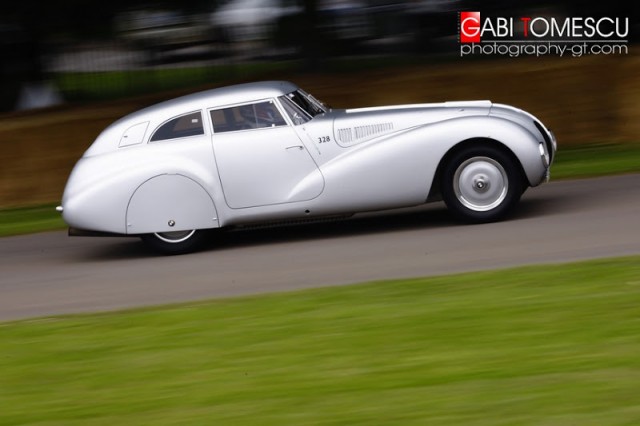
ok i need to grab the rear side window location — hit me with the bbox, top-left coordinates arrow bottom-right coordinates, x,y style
150,111 -> 204,142
211,101 -> 286,133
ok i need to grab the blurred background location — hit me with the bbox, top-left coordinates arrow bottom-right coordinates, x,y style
0,0 -> 638,207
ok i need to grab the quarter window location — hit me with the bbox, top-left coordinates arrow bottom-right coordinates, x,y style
211,101 -> 286,133
150,111 -> 204,142
279,95 -> 311,125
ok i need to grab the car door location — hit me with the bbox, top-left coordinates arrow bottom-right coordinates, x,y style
210,100 -> 324,209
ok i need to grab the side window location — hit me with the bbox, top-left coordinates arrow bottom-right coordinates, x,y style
279,95 -> 311,125
150,111 -> 204,142
211,101 -> 286,133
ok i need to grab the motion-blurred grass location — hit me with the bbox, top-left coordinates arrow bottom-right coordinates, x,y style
1,142 -> 638,237
551,143 -> 640,179
1,256 -> 639,424
0,203 -> 64,236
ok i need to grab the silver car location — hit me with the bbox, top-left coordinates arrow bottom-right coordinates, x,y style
58,81 -> 556,254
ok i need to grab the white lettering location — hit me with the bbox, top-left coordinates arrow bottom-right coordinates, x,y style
481,18 -> 496,37
529,17 -> 549,37
571,17 -> 583,37
550,18 -> 570,37
461,16 -> 480,38
615,17 -> 629,37
495,17 -> 513,37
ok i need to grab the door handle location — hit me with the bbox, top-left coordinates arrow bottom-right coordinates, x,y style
286,145 -> 304,151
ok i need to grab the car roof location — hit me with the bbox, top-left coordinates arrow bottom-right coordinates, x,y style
86,81 -> 301,157
133,81 -> 299,119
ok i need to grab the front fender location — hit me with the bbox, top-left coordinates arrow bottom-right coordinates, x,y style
439,115 -> 547,186
385,115 -> 546,187
313,115 -> 544,212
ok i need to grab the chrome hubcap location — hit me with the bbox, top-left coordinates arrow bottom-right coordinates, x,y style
154,230 -> 196,243
454,157 -> 508,212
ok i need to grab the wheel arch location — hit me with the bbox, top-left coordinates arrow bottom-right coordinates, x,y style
429,138 -> 528,201
126,174 -> 220,235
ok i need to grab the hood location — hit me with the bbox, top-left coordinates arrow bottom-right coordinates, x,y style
332,101 -> 492,146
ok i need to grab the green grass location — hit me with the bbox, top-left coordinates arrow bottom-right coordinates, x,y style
0,203 -> 65,237
1,143 -> 639,237
1,256 -> 639,424
551,143 -> 640,179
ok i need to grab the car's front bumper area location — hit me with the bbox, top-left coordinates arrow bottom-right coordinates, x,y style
534,120 -> 556,183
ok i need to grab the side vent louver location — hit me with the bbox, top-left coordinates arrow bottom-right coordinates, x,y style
338,123 -> 393,146
338,128 -> 353,143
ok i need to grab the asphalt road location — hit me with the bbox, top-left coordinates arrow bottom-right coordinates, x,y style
1,174 -> 639,322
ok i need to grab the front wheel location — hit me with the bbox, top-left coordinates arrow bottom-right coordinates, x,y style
140,229 -> 207,255
441,146 -> 524,223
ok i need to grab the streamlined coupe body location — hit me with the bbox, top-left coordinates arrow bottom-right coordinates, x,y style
58,81 -> 556,253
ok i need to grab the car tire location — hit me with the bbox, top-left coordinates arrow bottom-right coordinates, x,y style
441,146 -> 523,223
140,229 -> 207,255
